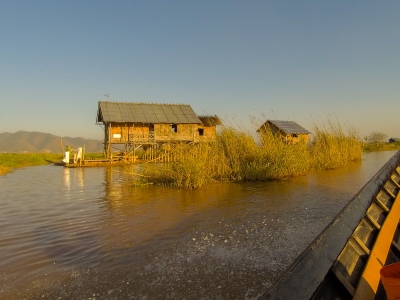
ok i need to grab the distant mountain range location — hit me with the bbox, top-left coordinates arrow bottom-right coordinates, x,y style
0,131 -> 104,153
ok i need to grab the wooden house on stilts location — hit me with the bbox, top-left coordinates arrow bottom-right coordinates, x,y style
96,101 -> 221,161
257,120 -> 311,144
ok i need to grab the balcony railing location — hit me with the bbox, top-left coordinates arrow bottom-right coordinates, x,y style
127,131 -> 155,142
110,131 -> 214,144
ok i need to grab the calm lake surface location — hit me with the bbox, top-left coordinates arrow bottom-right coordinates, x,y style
0,151 -> 397,299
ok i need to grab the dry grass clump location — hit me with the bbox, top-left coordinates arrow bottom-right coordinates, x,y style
0,165 -> 10,175
259,129 -> 311,179
310,122 -> 362,169
140,143 -> 218,189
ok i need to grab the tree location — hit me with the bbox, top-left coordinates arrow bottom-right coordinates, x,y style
368,131 -> 387,145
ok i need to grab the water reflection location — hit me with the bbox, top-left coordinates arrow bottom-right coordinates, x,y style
63,167 -> 71,189
0,151 -> 397,299
63,167 -> 85,200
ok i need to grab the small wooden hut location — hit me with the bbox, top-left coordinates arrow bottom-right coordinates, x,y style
96,101 -> 221,158
257,120 -> 311,144
197,115 -> 222,142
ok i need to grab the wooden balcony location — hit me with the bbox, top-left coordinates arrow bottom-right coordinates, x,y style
110,131 -> 200,144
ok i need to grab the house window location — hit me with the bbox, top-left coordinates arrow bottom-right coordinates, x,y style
198,128 -> 204,136
171,124 -> 177,133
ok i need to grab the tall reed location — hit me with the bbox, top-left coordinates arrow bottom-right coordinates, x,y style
214,127 -> 262,181
259,129 -> 311,179
310,122 -> 362,169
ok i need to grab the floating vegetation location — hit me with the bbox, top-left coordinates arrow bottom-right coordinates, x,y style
134,121 -> 363,189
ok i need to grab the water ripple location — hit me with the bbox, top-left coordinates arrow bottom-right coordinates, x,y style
0,151 -> 396,299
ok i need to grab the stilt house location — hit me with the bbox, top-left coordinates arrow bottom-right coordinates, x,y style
257,120 -> 311,144
96,101 -> 221,157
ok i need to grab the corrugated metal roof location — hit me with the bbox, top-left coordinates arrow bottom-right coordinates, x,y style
97,101 -> 202,124
266,120 -> 311,134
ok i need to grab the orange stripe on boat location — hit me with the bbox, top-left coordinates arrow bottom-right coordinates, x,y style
353,193 -> 400,299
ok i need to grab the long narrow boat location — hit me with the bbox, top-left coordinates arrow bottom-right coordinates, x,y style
261,151 -> 400,300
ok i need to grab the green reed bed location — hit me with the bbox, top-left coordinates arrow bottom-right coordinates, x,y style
135,123 -> 363,189
0,152 -> 106,176
84,152 -> 106,160
363,142 -> 400,152
0,153 -> 63,175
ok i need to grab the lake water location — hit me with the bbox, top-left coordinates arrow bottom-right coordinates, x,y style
0,151 -> 397,299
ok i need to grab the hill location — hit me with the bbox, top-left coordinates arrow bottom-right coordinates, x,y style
0,131 -> 104,153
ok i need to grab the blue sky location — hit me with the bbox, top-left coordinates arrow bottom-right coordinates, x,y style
1,1 -> 399,140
